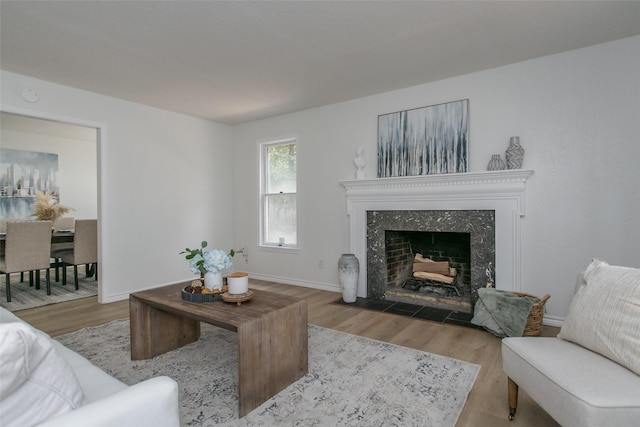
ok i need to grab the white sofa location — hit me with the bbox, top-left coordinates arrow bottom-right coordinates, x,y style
0,307 -> 180,427
502,260 -> 640,426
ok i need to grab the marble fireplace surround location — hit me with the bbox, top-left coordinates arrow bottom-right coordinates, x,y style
369,210 -> 494,311
341,170 -> 534,299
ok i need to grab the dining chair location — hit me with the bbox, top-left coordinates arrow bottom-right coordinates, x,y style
56,219 -> 97,289
53,216 -> 75,232
51,216 -> 75,281
2,219 -> 29,283
0,220 -> 53,302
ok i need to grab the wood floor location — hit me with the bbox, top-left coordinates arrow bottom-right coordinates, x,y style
15,279 -> 560,427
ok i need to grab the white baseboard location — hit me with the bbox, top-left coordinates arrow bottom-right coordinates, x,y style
543,314 -> 564,328
101,277 -> 200,304
248,273 -> 342,294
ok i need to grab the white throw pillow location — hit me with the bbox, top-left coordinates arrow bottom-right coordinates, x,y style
0,322 -> 86,427
558,259 -> 640,375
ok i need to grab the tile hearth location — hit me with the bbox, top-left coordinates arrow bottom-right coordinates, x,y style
334,297 -> 481,329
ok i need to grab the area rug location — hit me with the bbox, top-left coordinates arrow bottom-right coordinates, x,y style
56,319 -> 480,426
0,273 -> 97,312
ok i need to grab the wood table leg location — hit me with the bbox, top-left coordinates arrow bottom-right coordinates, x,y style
236,299 -> 308,417
129,295 -> 200,360
508,377 -> 519,420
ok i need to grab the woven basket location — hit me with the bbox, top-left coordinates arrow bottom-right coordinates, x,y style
510,292 -> 550,336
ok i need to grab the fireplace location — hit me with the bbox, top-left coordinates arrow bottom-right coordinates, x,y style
341,170 -> 533,307
367,210 -> 495,312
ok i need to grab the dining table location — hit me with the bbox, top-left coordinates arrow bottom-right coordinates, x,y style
0,230 -> 74,247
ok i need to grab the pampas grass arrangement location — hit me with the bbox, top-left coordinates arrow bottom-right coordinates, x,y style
31,191 -> 74,223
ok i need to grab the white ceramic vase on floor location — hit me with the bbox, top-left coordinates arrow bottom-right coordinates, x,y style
338,253 -> 359,303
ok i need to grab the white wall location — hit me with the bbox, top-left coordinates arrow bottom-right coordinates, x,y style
2,36 -> 637,320
232,36 -> 640,323
0,127 -> 98,220
1,71 -> 234,302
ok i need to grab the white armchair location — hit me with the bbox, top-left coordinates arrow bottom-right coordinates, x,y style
502,259 -> 640,426
0,307 -> 180,427
38,377 -> 180,427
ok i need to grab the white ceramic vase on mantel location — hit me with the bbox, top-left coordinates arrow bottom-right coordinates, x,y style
487,154 -> 506,171
505,136 -> 525,169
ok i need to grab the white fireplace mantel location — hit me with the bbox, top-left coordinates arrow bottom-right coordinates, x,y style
341,170 -> 534,298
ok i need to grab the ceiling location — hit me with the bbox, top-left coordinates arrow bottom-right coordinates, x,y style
2,1 -> 640,125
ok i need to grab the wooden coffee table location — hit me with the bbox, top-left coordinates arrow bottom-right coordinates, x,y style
129,282 -> 308,417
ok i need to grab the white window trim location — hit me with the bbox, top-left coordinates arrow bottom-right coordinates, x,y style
258,136 -> 299,250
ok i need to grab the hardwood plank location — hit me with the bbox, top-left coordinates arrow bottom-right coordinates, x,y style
14,296 -> 129,336
13,280 -> 560,426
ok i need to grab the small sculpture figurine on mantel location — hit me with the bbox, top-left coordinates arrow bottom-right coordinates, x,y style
353,147 -> 366,180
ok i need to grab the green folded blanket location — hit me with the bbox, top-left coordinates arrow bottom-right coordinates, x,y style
471,288 -> 538,337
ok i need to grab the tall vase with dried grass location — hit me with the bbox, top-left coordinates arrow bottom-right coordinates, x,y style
31,191 -> 74,223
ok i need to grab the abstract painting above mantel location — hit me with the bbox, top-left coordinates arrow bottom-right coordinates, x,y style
377,99 -> 468,178
0,148 -> 60,220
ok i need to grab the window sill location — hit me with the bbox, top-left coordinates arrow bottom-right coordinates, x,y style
258,244 -> 301,254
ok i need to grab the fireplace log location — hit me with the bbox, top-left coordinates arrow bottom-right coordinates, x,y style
413,262 -> 451,275
414,253 -> 434,263
413,271 -> 455,284
413,254 -> 457,277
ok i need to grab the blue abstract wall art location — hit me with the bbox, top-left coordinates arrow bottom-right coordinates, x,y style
377,99 -> 468,177
0,148 -> 59,219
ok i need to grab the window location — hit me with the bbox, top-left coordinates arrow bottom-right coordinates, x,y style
260,139 -> 297,248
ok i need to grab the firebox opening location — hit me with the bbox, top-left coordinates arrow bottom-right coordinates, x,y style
385,230 -> 472,312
